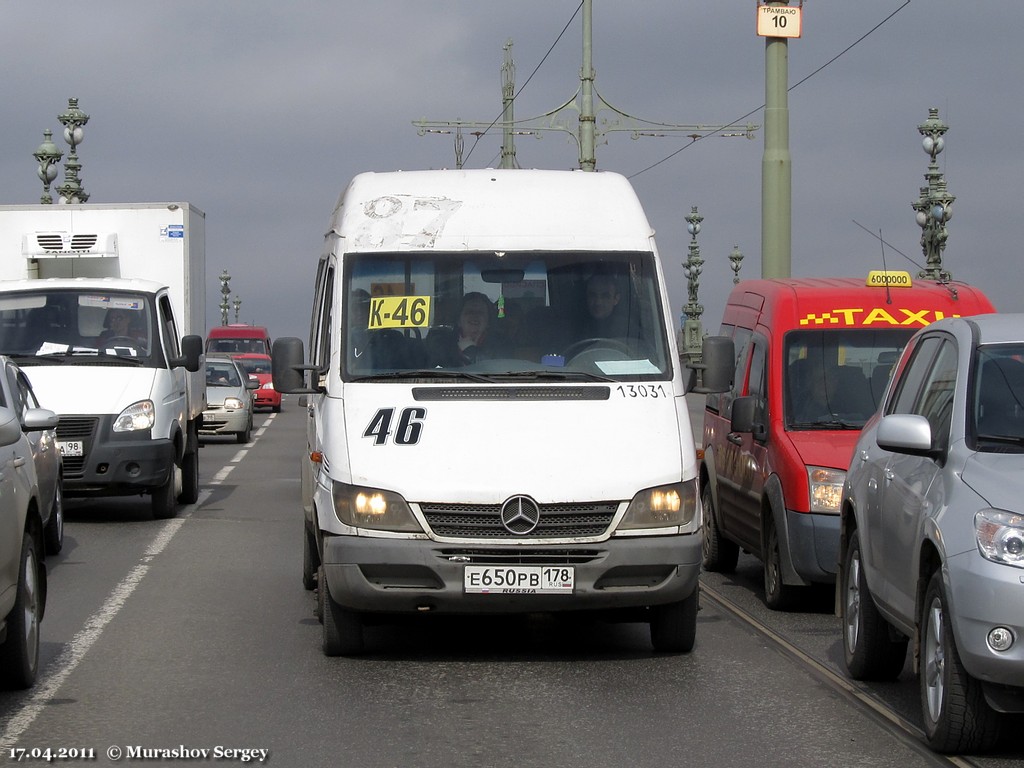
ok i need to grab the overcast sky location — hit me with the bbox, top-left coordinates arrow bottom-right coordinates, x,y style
0,1 -> 1019,342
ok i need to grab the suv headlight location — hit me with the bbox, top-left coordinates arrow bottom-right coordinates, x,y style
618,479 -> 698,531
976,509 -> 1024,567
808,466 -> 845,514
113,400 -> 155,432
332,481 -> 421,532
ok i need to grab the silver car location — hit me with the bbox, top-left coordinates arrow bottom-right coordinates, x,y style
0,357 -> 61,689
839,313 -> 1024,753
200,355 -> 256,444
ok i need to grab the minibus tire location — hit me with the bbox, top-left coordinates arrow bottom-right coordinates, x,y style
321,570 -> 364,656
302,527 -> 318,591
649,590 -> 698,653
701,483 -> 738,572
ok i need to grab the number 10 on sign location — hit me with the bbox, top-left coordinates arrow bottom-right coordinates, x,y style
757,3 -> 802,39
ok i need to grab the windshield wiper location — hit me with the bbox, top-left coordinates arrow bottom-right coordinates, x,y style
479,369 -> 616,383
976,433 -> 1024,447
349,369 -> 493,383
789,418 -> 864,430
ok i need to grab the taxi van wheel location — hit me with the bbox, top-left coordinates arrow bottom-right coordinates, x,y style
763,513 -> 801,612
701,482 -> 738,573
320,569 -> 364,656
0,532 -> 42,689
920,570 -> 1001,753
649,589 -> 698,653
841,533 -> 907,680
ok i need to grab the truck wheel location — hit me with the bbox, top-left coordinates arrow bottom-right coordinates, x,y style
701,482 -> 738,572
649,589 -> 698,653
920,570 -> 1001,753
841,533 -> 906,680
763,511 -> 802,611
0,531 -> 43,689
151,461 -> 179,519
179,443 -> 200,505
302,526 -> 318,591
320,569 -> 364,656
43,483 -> 64,555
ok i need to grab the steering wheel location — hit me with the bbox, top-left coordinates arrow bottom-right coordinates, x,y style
102,335 -> 140,347
561,337 -> 632,361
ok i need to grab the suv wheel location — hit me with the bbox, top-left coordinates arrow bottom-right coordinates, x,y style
841,533 -> 906,680
920,570 -> 1001,753
0,531 -> 43,689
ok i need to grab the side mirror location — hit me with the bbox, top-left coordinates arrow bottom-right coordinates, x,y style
170,334 -> 204,372
730,395 -> 755,434
687,335 -> 735,394
876,413 -> 935,457
272,337 -> 318,394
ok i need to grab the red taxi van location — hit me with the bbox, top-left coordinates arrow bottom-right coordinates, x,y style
700,272 -> 995,609
205,324 -> 272,357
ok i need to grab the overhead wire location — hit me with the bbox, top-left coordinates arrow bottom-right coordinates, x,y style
462,1 -> 584,168
628,0 -> 912,180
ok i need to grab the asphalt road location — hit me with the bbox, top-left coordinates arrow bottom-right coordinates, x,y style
0,396 -> 1020,767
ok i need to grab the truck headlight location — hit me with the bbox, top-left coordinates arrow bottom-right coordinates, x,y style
976,509 -> 1024,567
808,466 -> 845,514
618,479 -> 698,530
113,400 -> 155,432
332,481 -> 421,532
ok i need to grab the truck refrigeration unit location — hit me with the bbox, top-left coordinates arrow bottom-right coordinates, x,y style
0,203 -> 206,518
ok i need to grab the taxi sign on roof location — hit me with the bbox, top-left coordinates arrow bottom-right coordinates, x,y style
866,270 -> 913,288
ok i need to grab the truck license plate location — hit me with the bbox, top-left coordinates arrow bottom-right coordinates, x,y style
58,440 -> 83,457
464,565 -> 574,595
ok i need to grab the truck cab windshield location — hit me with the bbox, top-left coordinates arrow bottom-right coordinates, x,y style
0,290 -> 158,365
341,250 -> 670,382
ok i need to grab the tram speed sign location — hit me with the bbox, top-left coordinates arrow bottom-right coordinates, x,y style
757,3 -> 803,39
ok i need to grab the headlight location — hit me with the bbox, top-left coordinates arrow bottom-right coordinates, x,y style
223,397 -> 246,410
113,400 -> 155,432
808,466 -> 845,514
332,481 -> 421,532
976,509 -> 1024,567
618,479 -> 698,530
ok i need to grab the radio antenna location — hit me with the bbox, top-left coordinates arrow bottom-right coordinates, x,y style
878,229 -> 892,304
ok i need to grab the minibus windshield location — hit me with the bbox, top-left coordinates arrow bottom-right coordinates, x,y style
784,328 -> 913,429
341,250 -> 670,382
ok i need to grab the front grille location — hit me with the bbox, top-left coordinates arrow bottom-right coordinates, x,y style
437,548 -> 603,565
421,501 -> 617,539
56,416 -> 98,478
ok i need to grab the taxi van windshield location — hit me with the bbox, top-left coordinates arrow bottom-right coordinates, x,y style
341,250 -> 670,382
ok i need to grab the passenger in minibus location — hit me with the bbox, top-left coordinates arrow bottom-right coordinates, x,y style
426,292 -> 494,366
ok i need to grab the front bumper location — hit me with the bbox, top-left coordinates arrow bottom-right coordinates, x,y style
322,534 -> 702,615
56,414 -> 173,496
785,508 -> 840,584
947,550 -> 1024,692
200,406 -> 249,435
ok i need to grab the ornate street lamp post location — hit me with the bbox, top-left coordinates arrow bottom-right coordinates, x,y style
681,206 -> 705,365
33,130 -> 63,204
729,245 -> 745,284
912,108 -> 954,282
233,296 -> 242,324
56,98 -> 89,203
219,270 -> 231,326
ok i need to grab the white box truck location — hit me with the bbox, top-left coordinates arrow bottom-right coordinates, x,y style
0,203 -> 206,518
273,169 -> 731,655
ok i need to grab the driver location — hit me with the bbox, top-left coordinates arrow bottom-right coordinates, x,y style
578,273 -> 633,340
98,309 -> 146,347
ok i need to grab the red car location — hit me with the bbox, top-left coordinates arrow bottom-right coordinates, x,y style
232,353 -> 281,412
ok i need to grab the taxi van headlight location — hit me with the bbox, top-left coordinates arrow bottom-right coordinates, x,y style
976,509 -> 1024,567
332,481 -> 421,532
618,479 -> 698,531
808,466 -> 845,514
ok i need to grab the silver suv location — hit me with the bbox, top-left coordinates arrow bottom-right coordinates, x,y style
839,314 -> 1024,753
